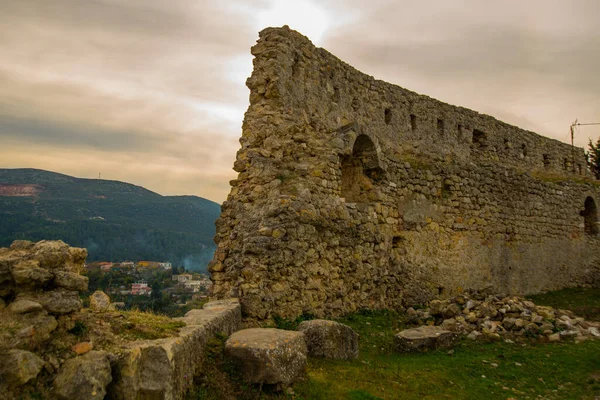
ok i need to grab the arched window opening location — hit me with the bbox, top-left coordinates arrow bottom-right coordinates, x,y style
341,135 -> 383,203
582,196 -> 599,236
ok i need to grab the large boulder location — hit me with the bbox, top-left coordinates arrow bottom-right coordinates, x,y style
54,351 -> 112,400
297,319 -> 359,360
225,328 -> 307,388
394,326 -> 458,352
0,349 -> 45,387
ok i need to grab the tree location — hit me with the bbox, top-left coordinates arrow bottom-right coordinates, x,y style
587,138 -> 600,179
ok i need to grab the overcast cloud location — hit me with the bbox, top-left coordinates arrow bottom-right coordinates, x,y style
0,0 -> 598,202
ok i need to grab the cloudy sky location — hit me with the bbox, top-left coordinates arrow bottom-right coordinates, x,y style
1,0 -> 599,203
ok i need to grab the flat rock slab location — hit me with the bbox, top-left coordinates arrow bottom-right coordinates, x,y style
225,328 -> 307,388
297,319 -> 359,360
394,326 -> 458,352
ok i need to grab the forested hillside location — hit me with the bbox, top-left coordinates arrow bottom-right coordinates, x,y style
0,169 -> 220,271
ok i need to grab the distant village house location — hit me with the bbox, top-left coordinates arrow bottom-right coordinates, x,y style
131,280 -> 152,296
172,273 -> 193,283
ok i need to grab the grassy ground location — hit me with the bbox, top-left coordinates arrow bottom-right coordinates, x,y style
190,287 -> 600,400
295,310 -> 600,400
115,309 -> 187,340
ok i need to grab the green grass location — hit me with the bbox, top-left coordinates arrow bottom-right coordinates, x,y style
188,289 -> 600,399
292,290 -> 600,399
116,309 -> 186,340
296,335 -> 600,399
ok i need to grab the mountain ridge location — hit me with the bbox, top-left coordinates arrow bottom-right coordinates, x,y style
0,168 -> 220,271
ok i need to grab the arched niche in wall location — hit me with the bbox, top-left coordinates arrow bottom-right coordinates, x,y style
340,134 -> 384,203
581,196 -> 599,236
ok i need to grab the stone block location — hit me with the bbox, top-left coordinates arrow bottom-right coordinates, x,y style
225,328 -> 307,387
297,319 -> 359,360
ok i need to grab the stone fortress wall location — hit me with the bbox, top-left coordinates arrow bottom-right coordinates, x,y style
210,26 -> 600,321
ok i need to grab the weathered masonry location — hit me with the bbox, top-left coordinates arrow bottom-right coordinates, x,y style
209,26 -> 600,321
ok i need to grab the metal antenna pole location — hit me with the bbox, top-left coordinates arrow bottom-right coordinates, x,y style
571,120 -> 576,173
571,121 -> 600,174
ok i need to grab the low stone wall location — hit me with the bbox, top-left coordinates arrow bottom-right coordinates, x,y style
108,299 -> 241,399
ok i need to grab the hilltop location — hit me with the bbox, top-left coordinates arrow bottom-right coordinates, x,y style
0,168 -> 220,270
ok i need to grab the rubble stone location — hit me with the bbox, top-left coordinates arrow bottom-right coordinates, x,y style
54,351 -> 112,400
415,291 -> 600,343
11,260 -> 53,286
19,289 -> 82,315
0,349 -> 45,387
394,326 -> 458,352
54,270 -> 88,292
90,291 -> 112,312
7,299 -> 43,314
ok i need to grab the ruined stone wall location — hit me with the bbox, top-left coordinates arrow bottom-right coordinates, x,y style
0,240 -> 243,399
210,26 -> 600,321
